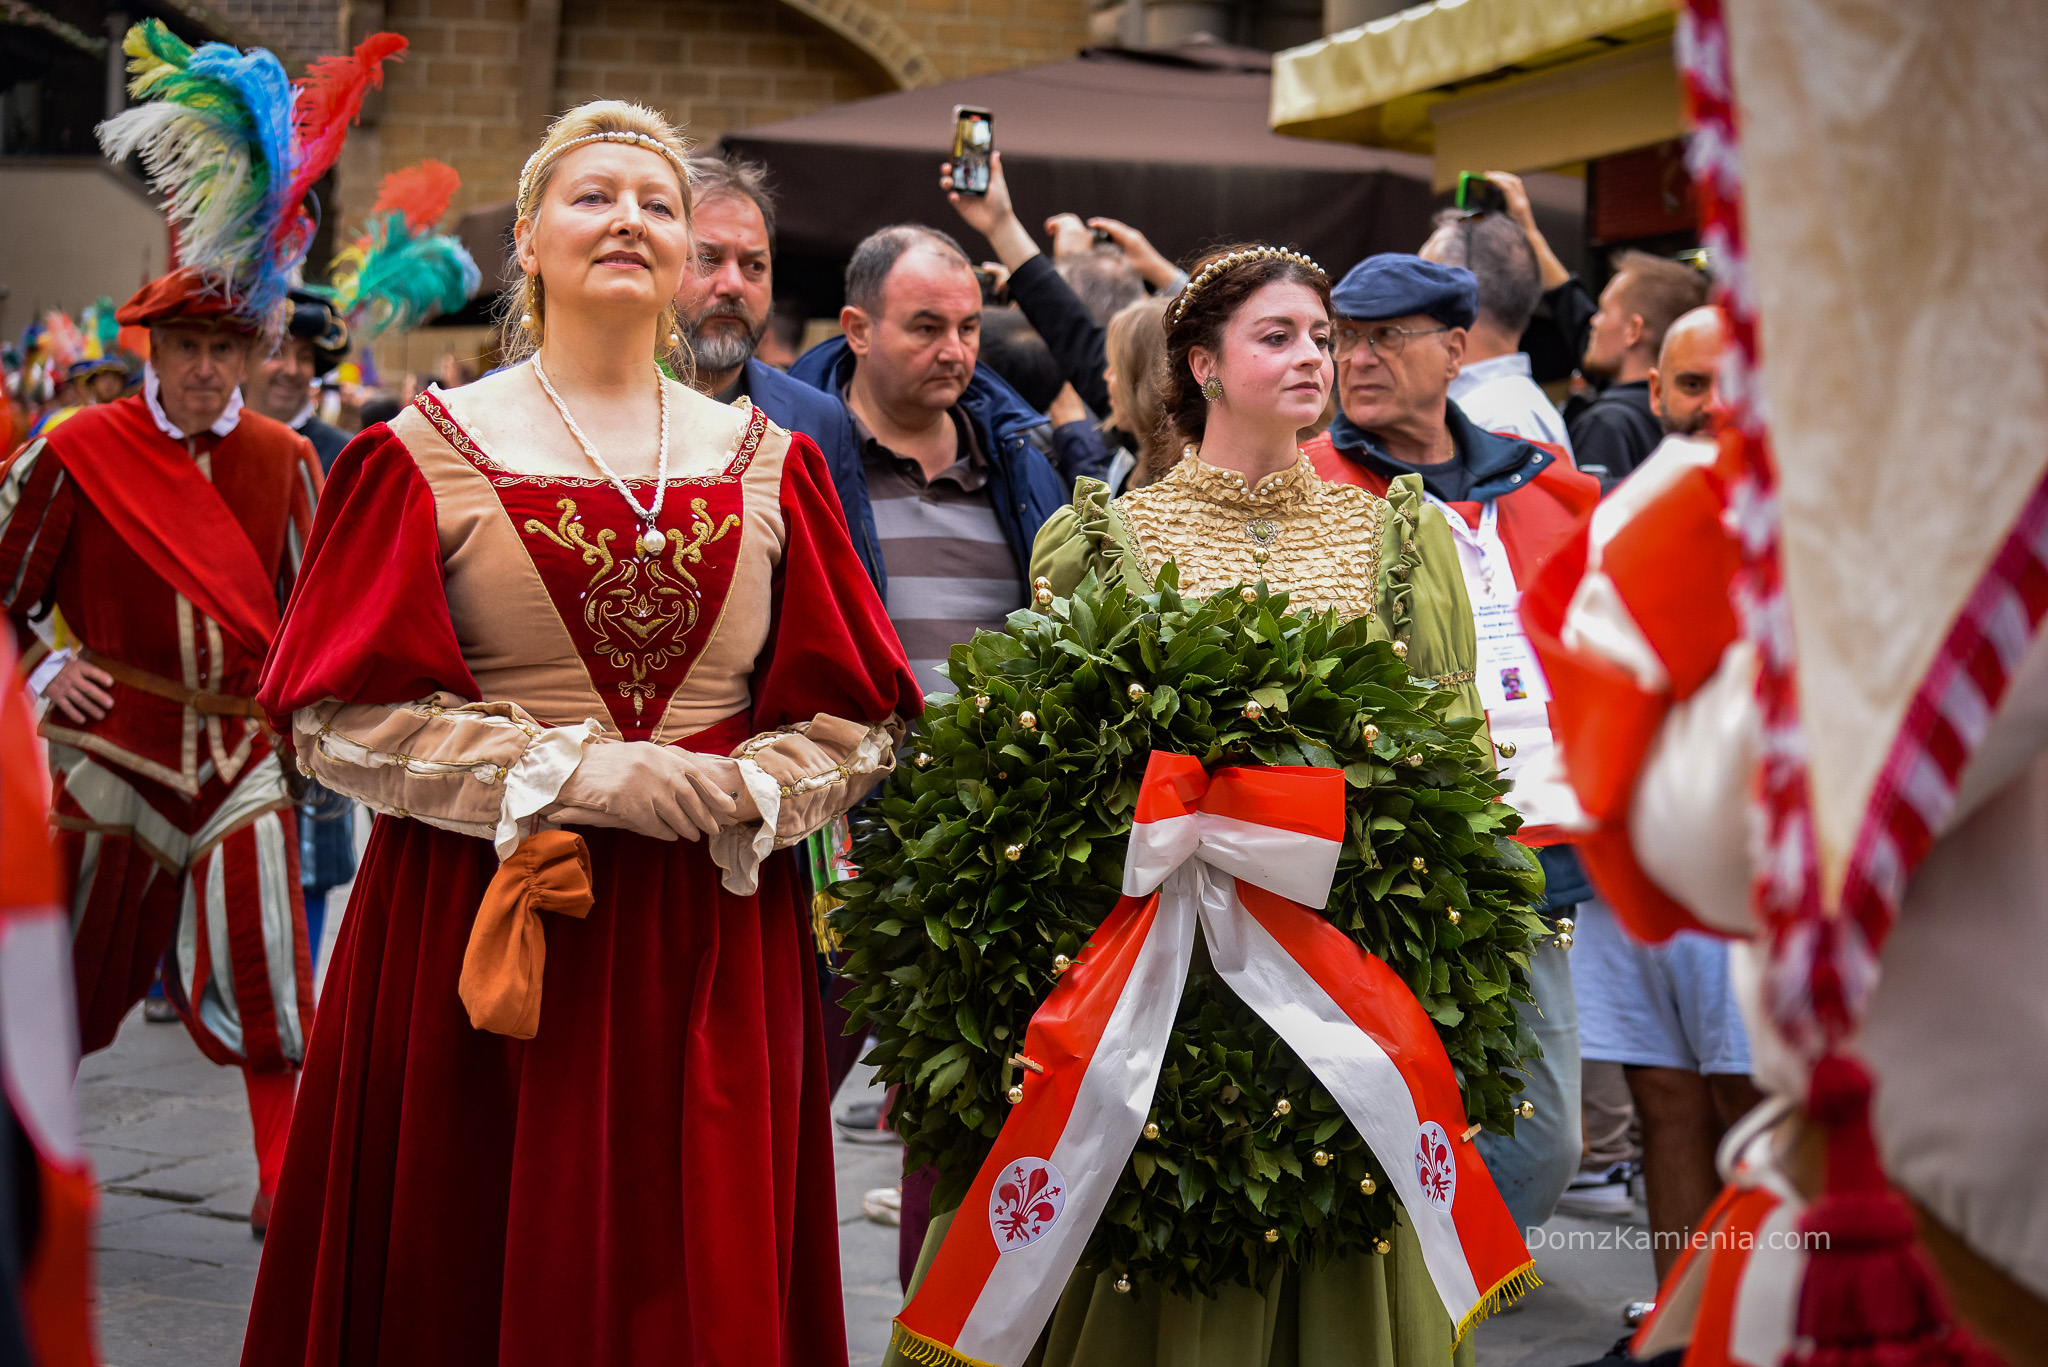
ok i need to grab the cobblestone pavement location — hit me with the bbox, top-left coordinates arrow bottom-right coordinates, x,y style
80,1008 -> 1651,1366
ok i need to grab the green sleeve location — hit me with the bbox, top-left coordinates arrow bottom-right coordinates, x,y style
1029,478 -> 1149,598
1380,474 -> 1486,730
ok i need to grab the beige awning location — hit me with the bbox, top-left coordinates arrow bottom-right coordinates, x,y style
1271,0 -> 1681,190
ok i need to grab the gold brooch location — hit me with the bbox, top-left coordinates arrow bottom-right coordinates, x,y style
1245,518 -> 1278,567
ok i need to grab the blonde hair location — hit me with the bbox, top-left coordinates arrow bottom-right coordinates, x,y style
501,101 -> 695,376
1105,295 -> 1176,488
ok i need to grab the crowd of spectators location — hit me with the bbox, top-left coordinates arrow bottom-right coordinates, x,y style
4,137 -> 1732,1342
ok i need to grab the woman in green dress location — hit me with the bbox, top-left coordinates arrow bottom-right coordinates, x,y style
885,245 -> 1508,1367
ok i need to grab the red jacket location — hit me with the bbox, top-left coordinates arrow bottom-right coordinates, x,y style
1305,416 -> 1597,590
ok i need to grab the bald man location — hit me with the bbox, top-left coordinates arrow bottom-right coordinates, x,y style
1571,253 -> 1710,487
1649,306 -> 1729,436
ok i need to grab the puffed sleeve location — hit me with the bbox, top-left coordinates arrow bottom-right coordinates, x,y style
259,425 -> 603,856
0,438 -> 76,667
1379,473 -> 1486,729
1028,477 -> 1148,598
709,431 -> 923,893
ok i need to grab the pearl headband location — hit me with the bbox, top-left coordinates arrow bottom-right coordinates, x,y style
1168,246 -> 1326,327
516,130 -> 692,214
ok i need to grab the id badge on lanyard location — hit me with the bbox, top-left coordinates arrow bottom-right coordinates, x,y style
1421,494 -> 1590,838
1426,498 -> 1552,714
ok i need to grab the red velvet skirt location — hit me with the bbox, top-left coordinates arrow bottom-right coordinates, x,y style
239,813 -> 848,1367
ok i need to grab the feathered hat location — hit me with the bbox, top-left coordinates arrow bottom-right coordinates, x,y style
327,159 -> 481,342
98,20 -> 406,336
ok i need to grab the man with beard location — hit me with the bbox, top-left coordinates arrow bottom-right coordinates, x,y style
244,290 -> 353,471
0,267 -> 322,1234
674,155 -> 871,580
1649,305 -> 1727,437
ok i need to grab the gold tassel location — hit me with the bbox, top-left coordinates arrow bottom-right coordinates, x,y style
888,1321 -> 1001,1367
1452,1261 -> 1542,1347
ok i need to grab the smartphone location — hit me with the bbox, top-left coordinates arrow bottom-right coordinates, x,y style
1455,171 -> 1507,216
951,106 -> 993,197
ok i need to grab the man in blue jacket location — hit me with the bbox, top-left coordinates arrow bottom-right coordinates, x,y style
790,224 -> 1069,691
792,224 -> 1070,1280
676,154 -> 881,582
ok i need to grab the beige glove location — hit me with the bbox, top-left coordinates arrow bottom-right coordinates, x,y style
546,741 -> 757,841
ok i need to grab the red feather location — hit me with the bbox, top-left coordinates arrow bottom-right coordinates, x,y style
287,32 -> 407,208
370,160 -> 462,234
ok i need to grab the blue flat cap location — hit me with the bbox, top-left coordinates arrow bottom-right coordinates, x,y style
1331,254 -> 1478,329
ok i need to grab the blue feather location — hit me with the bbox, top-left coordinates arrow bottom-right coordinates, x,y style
183,43 -> 301,324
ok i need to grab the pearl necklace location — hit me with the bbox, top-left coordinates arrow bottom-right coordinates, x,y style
531,356 -> 671,557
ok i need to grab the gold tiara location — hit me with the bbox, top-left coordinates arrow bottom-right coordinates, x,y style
1168,247 -> 1326,327
517,131 -> 692,213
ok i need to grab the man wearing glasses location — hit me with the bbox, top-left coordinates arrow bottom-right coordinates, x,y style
1306,254 -> 1601,1237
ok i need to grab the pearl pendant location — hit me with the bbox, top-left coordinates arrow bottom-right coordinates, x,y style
639,525 -> 666,556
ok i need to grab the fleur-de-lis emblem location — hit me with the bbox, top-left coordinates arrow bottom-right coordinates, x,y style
988,1157 -> 1066,1252
1414,1120 -> 1457,1211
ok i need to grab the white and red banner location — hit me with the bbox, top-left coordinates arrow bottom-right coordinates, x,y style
1630,1102 -> 1805,1367
2,639 -> 98,1367
893,752 -> 1533,1367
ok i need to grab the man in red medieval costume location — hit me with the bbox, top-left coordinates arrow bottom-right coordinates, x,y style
0,266 -> 323,1235
0,16 -> 406,1237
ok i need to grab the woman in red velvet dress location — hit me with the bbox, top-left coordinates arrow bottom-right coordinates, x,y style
242,101 -> 919,1367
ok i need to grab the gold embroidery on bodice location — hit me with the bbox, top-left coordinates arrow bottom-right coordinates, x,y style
1113,454 -> 1387,619
524,496 -> 740,715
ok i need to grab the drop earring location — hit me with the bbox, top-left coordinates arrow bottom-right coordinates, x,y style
519,312 -> 536,331
668,331 -> 682,348
1201,376 -> 1223,402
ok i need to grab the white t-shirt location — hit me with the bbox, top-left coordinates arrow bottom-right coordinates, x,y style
1448,352 -> 1572,457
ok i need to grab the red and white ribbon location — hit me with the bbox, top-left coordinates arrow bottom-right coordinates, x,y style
894,752 -> 1534,1367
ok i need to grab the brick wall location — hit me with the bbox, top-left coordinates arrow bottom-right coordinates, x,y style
248,0 -> 1089,374
370,0 -> 540,216
551,1 -> 896,151
874,0 -> 1093,80
351,0 -> 1090,225
205,0 -> 345,65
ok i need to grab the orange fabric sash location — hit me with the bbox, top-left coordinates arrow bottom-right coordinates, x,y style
459,830 -> 594,1040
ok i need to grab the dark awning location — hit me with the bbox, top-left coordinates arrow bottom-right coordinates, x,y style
720,42 -> 1583,304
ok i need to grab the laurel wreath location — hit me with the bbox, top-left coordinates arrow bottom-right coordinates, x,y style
835,569 -> 1548,1297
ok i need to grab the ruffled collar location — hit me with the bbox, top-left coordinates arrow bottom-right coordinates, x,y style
1166,450 -> 1319,513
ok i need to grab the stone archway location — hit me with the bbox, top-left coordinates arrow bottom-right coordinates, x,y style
776,0 -> 940,89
